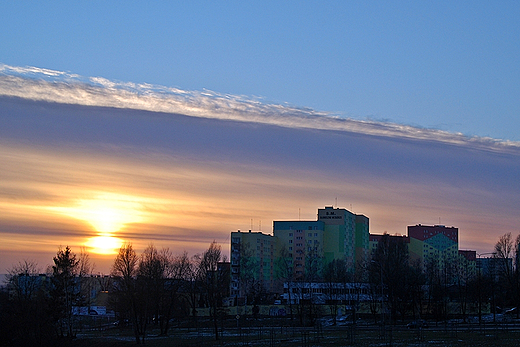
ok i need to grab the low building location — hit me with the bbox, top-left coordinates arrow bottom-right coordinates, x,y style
282,281 -> 371,305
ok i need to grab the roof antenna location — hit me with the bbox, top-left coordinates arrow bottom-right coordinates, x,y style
335,197 -> 337,207
298,208 -> 301,221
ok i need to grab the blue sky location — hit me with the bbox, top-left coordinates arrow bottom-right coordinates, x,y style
1,1 -> 518,141
0,2 -> 519,272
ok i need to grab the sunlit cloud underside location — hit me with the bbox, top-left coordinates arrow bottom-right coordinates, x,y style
0,64 -> 519,273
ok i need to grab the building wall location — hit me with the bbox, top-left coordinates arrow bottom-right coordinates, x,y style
273,221 -> 325,278
230,230 -> 276,297
272,207 -> 369,277
318,207 -> 357,271
355,215 -> 369,264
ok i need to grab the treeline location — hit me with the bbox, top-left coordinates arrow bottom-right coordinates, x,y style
367,232 -> 520,324
0,241 -> 229,346
3,231 -> 520,346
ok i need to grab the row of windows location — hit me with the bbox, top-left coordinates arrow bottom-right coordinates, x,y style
289,232 -> 320,237
284,287 -> 369,295
288,227 -> 319,231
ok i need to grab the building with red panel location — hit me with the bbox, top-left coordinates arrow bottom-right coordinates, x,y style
407,224 -> 459,269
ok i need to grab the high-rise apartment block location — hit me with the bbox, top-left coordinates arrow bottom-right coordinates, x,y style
230,230 -> 277,297
273,206 -> 369,277
272,220 -> 325,278
407,224 -> 459,268
229,207 -> 370,298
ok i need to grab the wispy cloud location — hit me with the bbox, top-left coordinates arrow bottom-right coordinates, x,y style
1,63 -> 518,151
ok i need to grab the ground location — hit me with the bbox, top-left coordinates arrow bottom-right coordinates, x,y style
59,315 -> 520,347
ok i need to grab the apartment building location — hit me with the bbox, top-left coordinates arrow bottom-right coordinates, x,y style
230,230 -> 276,297
274,206 -> 370,277
407,224 -> 459,269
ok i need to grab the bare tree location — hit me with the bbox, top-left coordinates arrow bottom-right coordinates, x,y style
184,253 -> 202,322
160,250 -> 191,335
78,246 -> 93,277
294,245 -> 323,326
5,260 -> 55,346
369,234 -> 410,323
323,259 -> 348,325
274,245 -> 295,319
137,244 -> 169,337
77,247 -> 96,309
494,233 -> 520,317
111,243 -> 143,344
494,233 -> 514,282
238,242 -> 263,307
198,241 -> 227,340
6,260 -> 41,302
424,254 -> 444,322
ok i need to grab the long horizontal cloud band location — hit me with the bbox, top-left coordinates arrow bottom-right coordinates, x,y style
1,64 -> 518,151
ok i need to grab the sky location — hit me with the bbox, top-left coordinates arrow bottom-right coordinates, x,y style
0,2 -> 519,273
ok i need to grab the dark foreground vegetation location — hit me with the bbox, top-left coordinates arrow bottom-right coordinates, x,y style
4,231 -> 520,346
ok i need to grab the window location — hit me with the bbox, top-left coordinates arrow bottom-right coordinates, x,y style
289,247 -> 292,251
289,233 -> 293,236
289,240 -> 293,244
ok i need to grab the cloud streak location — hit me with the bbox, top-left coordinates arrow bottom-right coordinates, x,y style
1,64 -> 518,151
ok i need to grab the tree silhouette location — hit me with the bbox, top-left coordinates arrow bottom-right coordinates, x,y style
51,246 -> 79,338
111,243 -> 143,344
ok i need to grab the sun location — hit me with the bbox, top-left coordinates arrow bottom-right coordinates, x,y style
61,195 -> 146,233
85,235 -> 124,255
48,193 -> 148,255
